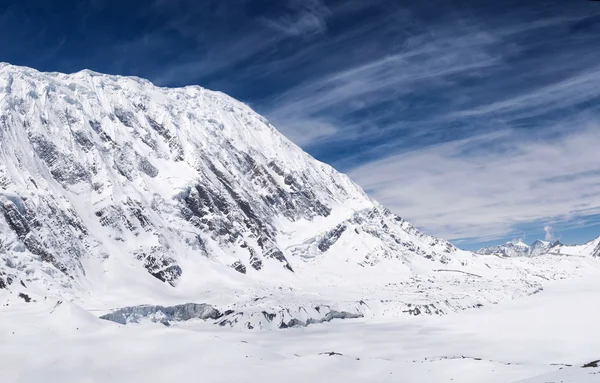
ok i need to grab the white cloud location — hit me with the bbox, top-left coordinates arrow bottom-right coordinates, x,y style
544,225 -> 555,242
348,126 -> 600,242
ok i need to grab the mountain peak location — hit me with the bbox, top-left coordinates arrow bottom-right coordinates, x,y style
511,240 -> 529,248
0,63 -> 459,297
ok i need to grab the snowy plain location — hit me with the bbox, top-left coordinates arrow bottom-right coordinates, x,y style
2,269 -> 600,383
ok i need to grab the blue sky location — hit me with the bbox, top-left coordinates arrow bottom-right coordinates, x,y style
2,0 -> 600,249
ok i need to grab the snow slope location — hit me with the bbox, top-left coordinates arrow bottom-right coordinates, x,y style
548,236 -> 600,257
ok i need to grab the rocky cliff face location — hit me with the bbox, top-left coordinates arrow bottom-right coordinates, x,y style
0,63 -> 459,294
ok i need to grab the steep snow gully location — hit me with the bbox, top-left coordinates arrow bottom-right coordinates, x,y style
0,62 -> 599,334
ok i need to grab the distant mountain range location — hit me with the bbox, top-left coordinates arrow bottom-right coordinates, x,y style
477,237 -> 600,258
477,239 -> 559,257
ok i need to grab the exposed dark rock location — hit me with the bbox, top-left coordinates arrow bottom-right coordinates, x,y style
262,311 -> 277,322
136,250 -> 182,286
249,254 -> 263,271
242,243 -> 263,271
231,260 -> 247,274
140,133 -> 158,150
114,107 -> 136,127
126,199 -> 152,229
18,293 -> 31,302
146,117 -> 185,161
23,235 -> 67,273
89,120 -> 115,144
258,237 -> 293,271
402,303 -> 442,316
29,135 -> 90,185
318,224 -> 347,252
73,130 -> 94,151
146,116 -> 171,139
138,157 -> 159,178
2,201 -> 30,238
592,241 -> 600,258
279,319 -> 306,329
0,273 -> 13,289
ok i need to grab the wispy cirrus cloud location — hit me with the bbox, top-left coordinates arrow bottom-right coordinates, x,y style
108,0 -> 339,87
260,9 -> 600,154
148,31 -> 278,86
261,0 -> 330,37
450,65 -> 600,121
264,27 -> 502,144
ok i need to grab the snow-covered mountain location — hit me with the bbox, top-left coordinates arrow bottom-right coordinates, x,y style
0,62 -> 456,289
1,63 -> 599,330
530,239 -> 561,256
477,239 -> 562,257
477,240 -> 532,257
546,236 -> 600,258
